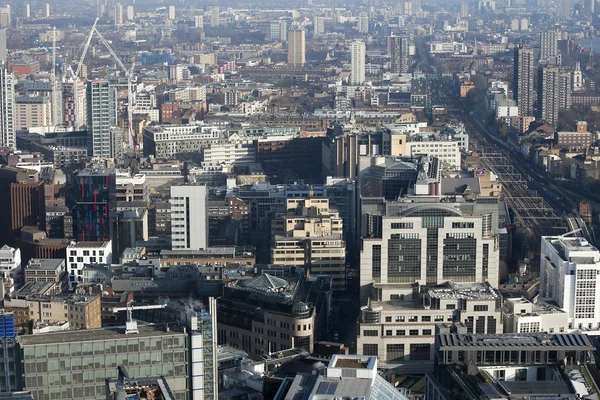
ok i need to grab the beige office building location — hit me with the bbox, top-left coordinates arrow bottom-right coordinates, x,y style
288,29 -> 306,66
15,96 -> 51,130
271,198 -> 346,291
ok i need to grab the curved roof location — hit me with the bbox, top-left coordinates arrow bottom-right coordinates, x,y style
397,205 -> 463,218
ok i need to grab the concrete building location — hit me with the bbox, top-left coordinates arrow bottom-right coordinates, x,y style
14,96 -> 51,130
202,143 -> 255,168
350,40 -> 366,85
62,80 -> 86,129
24,258 -> 69,294
17,324 -> 190,400
573,62 -> 584,92
115,173 -> 149,203
360,198 -> 502,302
275,355 -> 409,399
357,15 -> 369,33
503,297 -> 568,334
540,235 -> 600,330
168,5 -> 175,20
537,66 -> 572,128
287,29 -> 306,66
313,16 -> 325,36
429,329 -> 595,400
142,124 -> 226,158
271,198 -> 346,291
0,67 -> 15,149
540,30 -> 559,63
0,6 -> 10,27
513,46 -> 535,116
126,5 -> 134,20
210,6 -> 219,27
114,3 -> 123,25
0,166 -> 45,246
357,282 -> 502,373
66,241 -> 112,283
86,80 -> 117,158
170,185 -> 208,250
389,35 -> 409,73
0,245 -> 21,280
217,273 -> 331,359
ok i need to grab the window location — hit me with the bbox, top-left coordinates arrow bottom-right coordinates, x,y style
363,344 -> 378,356
474,305 -> 489,312
396,330 -> 405,335
385,330 -> 392,336
385,316 -> 392,322
363,330 -> 378,337
410,343 -> 431,360
423,329 -> 432,335
386,344 -> 405,362
409,329 -> 419,336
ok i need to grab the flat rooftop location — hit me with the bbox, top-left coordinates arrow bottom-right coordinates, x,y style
18,324 -> 183,346
70,241 -> 110,248
78,168 -> 114,177
27,259 -> 64,270
439,333 -> 594,350
332,358 -> 369,369
428,282 -> 499,300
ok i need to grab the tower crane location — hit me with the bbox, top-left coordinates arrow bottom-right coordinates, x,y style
112,302 -> 167,334
66,18 -> 138,152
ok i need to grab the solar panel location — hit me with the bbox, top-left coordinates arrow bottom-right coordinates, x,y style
315,382 -> 338,395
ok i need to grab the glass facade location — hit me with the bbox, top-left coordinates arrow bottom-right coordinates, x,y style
72,170 -> 116,242
19,333 -> 189,400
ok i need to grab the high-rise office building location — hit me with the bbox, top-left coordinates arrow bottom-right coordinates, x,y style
43,3 -> 50,18
287,29 -> 306,66
540,30 -> 559,63
0,67 -> 14,149
210,6 -> 219,27
86,80 -> 117,158
0,29 -> 6,66
0,167 -> 46,247
168,5 -> 175,20
350,40 -> 366,85
357,15 -> 368,33
126,5 -> 134,20
17,324 -> 190,400
114,3 -> 123,25
23,4 -> 30,18
62,80 -> 86,129
0,6 -> 10,27
389,35 -> 409,73
313,16 -> 325,36
460,2 -> 469,17
540,235 -> 600,330
537,66 -> 572,127
188,298 -> 218,400
513,46 -> 535,116
71,168 -> 116,242
573,62 -> 584,92
194,15 -> 203,29
170,185 -> 208,250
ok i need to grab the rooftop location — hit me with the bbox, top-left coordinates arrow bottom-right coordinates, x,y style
428,282 -> 500,300
18,323 -> 183,346
27,258 -> 64,271
70,241 -> 111,248
78,168 -> 114,177
438,333 -> 594,350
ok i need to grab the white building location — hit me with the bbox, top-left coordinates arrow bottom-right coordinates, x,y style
429,42 -> 468,54
357,15 -> 369,33
0,68 -> 15,149
143,124 -> 226,158
0,245 -> 21,279
66,241 -> 113,283
540,235 -> 600,330
313,16 -> 325,36
503,297 -> 568,334
87,80 -> 117,158
171,185 -> 208,250
126,5 -> 134,20
202,143 -> 255,167
350,40 -> 366,85
405,135 -> 461,170
496,99 -> 519,118
168,5 -> 175,20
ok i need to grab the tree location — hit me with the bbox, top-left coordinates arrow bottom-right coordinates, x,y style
471,74 -> 488,90
497,121 -> 509,140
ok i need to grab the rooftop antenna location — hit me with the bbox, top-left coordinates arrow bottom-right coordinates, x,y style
558,228 -> 582,239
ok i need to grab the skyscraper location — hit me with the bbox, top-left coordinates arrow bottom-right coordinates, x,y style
114,3 -> 123,25
0,67 -> 14,150
313,16 -> 325,36
357,15 -> 368,33
87,80 -> 117,158
540,30 -> 559,63
389,35 -> 409,73
513,46 -> 535,116
210,6 -> 219,27
62,80 -> 86,129
23,4 -> 30,18
170,185 -> 208,250
126,5 -> 134,20
71,168 -> 116,242
288,28 -> 306,66
0,6 -> 11,27
168,5 -> 175,20
43,3 -> 50,17
537,65 -> 572,128
0,29 -> 6,71
351,40 -> 366,85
